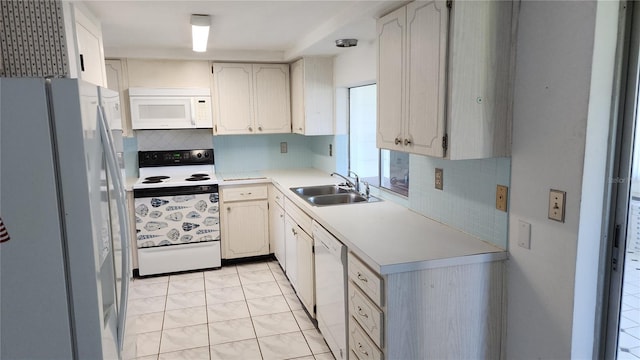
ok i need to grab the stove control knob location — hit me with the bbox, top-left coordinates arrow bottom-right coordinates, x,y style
196,152 -> 202,158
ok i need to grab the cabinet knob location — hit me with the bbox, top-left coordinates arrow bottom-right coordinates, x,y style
226,207 -> 231,212
394,137 -> 402,145
357,306 -> 369,318
258,126 -> 263,131
357,272 -> 368,283
291,228 -> 298,235
298,127 -> 303,131
404,138 -> 412,146
358,343 -> 369,357
248,126 -> 253,132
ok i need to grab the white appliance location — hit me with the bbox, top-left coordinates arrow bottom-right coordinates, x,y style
0,78 -> 131,359
133,149 -> 221,276
129,87 -> 212,129
313,221 -> 348,360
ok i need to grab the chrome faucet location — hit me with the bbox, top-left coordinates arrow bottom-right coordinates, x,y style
331,171 -> 358,191
348,170 -> 360,192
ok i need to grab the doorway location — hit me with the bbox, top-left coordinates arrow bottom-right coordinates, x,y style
605,2 -> 640,358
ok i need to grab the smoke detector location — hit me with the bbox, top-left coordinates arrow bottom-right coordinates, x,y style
335,39 -> 358,48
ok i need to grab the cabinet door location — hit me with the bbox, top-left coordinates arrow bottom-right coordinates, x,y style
376,6 -> 405,152
290,59 -> 305,134
253,64 -> 291,134
447,0 -> 513,159
222,200 -> 269,259
296,229 -> 314,317
104,59 -> 129,134
269,203 -> 286,269
75,19 -> 106,87
212,63 -> 254,134
284,214 -> 298,289
405,0 -> 448,157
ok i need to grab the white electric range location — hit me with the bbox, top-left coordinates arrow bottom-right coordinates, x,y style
132,149 -> 220,276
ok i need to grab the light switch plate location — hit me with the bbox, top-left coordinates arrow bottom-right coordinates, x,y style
496,185 -> 508,212
518,220 -> 531,249
435,168 -> 443,190
280,142 -> 288,153
548,189 -> 566,222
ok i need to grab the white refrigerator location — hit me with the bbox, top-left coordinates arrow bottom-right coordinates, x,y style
0,78 -> 131,359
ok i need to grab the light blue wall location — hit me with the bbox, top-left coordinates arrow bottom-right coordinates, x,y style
306,135 -> 346,175
408,155 -> 511,248
212,133 -> 314,173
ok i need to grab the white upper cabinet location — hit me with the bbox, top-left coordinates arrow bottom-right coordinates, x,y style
447,0 -> 514,159
377,6 -> 407,154
290,57 -> 334,135
377,2 -> 448,157
63,2 -> 107,87
212,63 -> 291,135
377,0 -> 515,160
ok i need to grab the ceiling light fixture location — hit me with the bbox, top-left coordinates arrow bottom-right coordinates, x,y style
335,39 -> 358,48
190,14 -> 211,52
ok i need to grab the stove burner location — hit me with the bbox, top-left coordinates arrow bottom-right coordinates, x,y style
191,173 -> 209,178
142,179 -> 164,184
144,176 -> 170,181
186,177 -> 211,182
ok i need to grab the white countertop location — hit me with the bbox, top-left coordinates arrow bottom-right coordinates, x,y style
130,168 -> 507,275
263,169 -> 506,275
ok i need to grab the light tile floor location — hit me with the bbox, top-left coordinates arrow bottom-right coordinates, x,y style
124,259 -> 333,360
619,246 -> 640,359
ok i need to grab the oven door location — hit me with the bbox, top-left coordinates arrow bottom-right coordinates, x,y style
133,185 -> 220,275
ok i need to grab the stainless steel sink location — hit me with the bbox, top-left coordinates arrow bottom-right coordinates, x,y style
307,193 -> 369,205
290,185 -> 381,206
292,185 -> 349,197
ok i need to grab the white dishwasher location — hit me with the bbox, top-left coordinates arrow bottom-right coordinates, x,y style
312,221 -> 347,360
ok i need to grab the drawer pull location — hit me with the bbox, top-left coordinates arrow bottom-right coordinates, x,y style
240,192 -> 253,196
358,343 -> 369,357
357,306 -> 369,318
357,272 -> 368,283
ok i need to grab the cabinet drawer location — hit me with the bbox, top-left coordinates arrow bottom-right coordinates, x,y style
348,253 -> 384,307
269,185 -> 284,208
349,318 -> 383,360
284,197 -> 312,235
222,185 -> 268,202
349,281 -> 383,347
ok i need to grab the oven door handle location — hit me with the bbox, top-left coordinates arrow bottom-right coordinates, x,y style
97,104 -> 131,354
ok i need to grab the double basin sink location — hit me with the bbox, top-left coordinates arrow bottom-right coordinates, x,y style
290,185 -> 381,206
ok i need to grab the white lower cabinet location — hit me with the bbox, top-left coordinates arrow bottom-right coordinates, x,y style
284,214 -> 298,289
348,252 -> 505,359
268,193 -> 315,318
220,185 -> 269,259
295,227 -> 314,314
269,202 -> 285,266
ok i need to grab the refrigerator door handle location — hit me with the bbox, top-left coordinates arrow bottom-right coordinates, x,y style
97,104 -> 131,355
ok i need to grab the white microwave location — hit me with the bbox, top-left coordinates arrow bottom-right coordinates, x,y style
129,88 -> 213,129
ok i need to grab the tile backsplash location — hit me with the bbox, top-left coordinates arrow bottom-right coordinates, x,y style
408,155 -> 510,248
125,129 -> 509,248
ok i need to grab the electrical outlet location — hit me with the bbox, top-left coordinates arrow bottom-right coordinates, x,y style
548,189 -> 566,222
435,168 -> 443,190
329,144 -> 333,156
518,220 -> 531,249
496,185 -> 508,212
280,142 -> 288,153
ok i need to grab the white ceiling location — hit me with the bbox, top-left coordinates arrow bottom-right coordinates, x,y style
81,0 -> 405,62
